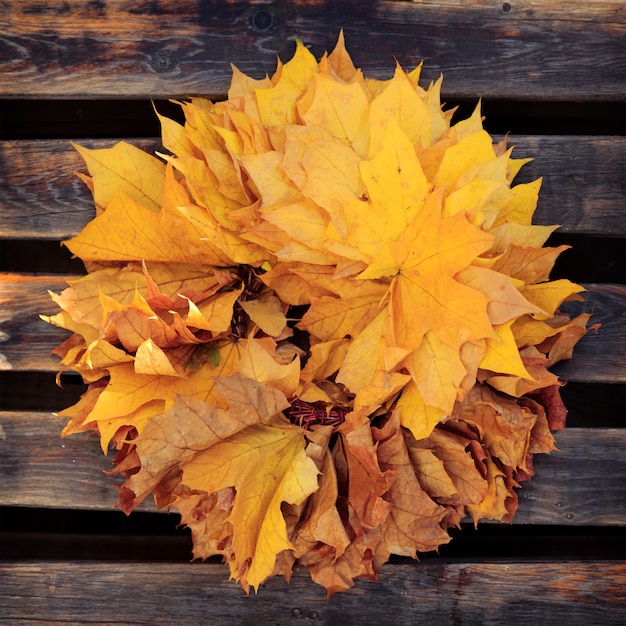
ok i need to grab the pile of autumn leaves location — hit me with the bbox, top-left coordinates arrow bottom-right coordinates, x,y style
45,37 -> 589,594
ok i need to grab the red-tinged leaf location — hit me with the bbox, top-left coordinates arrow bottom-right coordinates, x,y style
336,415 -> 394,531
374,412 -> 451,556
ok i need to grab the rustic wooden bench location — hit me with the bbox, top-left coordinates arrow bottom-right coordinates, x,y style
1,1 -> 624,623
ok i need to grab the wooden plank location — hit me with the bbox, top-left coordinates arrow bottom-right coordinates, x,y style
552,283 -> 626,383
0,1 -> 624,100
1,136 -> 625,239
2,273 -> 623,382
0,411 -> 623,526
0,273 -> 72,372
0,411 -> 126,513
0,138 -> 156,240
510,136 -> 626,236
0,561 -> 623,625
517,427 -> 626,526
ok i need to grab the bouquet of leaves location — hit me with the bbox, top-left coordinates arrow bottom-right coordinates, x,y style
44,35 -> 590,595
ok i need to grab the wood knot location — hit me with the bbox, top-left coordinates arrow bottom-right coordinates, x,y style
152,50 -> 176,73
250,8 -> 274,32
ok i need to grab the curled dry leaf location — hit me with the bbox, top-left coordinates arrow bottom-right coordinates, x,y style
44,33 -> 591,595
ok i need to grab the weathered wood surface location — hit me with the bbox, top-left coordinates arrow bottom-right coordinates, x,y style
0,1 -> 623,622
0,273 -> 71,372
1,273 -> 622,380
0,139 -> 160,240
0,138 -> 157,240
1,1 -> 624,100
0,411 -> 623,526
551,283 -> 626,383
2,135 -> 624,240
0,560 -> 624,625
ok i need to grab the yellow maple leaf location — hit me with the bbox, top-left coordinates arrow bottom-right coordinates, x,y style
58,339 -> 243,453
72,141 -> 165,212
181,419 -> 319,591
255,42 -> 319,127
520,279 -> 585,318
368,64 -> 432,155
238,292 -> 287,337
480,320 -> 535,380
386,201 -> 493,353
298,72 -> 370,157
403,331 -> 467,415
123,373 -> 291,511
395,379 -> 448,442
64,182 -> 232,266
456,265 -> 545,324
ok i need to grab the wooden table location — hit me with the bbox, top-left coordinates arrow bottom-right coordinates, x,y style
1,1 -> 624,623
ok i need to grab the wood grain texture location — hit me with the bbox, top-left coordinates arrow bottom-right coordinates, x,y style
0,1 -> 623,616
552,283 -> 626,383
0,138 -> 157,240
1,136 -> 624,239
2,272 -> 622,382
0,0 -> 624,100
0,274 -> 72,371
517,427 -> 626,526
0,411 -> 623,526
0,560 -> 624,625
510,136 -> 626,236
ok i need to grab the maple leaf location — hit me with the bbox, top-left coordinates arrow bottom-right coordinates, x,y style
43,34 -> 592,595
72,141 -> 165,212
335,414 -> 394,532
174,488 -> 235,562
373,411 -> 451,556
292,428 -> 351,560
181,419 -> 319,591
408,423 -> 489,512
120,374 -> 290,512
